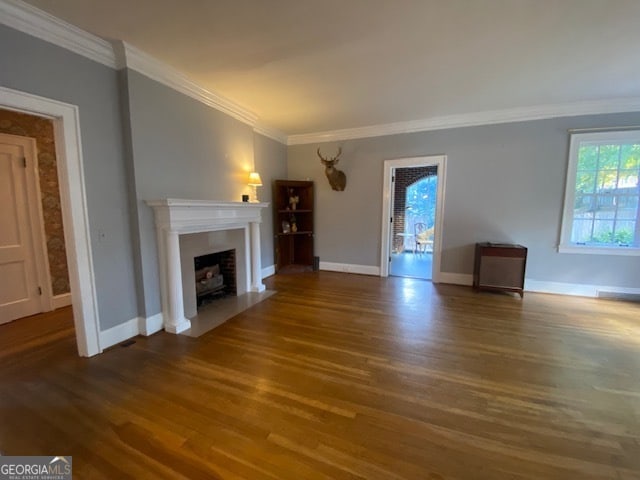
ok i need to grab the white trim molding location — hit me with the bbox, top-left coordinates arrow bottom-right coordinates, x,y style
437,272 -> 640,299
525,279 -> 640,298
99,317 -> 139,350
380,155 -> 447,283
138,313 -> 164,337
253,123 -> 288,145
146,199 -> 270,334
4,0 -> 639,147
0,1 -> 289,144
287,97 -> 640,145
319,262 -> 380,276
0,0 -> 116,67
114,42 -> 258,127
262,264 -> 276,279
52,293 -> 72,310
559,129 -> 640,256
1,86 -> 101,357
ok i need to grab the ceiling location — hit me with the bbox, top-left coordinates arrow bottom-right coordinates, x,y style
20,0 -> 640,136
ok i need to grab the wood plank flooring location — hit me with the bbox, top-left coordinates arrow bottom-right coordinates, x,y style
1,272 -> 639,479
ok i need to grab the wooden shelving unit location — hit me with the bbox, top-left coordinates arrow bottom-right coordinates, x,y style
273,180 -> 314,273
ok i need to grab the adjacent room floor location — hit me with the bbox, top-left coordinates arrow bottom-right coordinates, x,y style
389,251 -> 433,280
1,272 -> 639,479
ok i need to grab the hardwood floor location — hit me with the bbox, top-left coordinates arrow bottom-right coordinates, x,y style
1,272 -> 639,479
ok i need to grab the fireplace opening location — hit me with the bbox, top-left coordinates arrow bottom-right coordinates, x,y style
194,249 -> 237,308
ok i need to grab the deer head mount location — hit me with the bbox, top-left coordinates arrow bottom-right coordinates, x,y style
317,147 -> 347,191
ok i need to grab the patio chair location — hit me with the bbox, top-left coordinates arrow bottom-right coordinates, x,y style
414,223 -> 434,254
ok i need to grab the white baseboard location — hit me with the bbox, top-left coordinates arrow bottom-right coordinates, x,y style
319,262 -> 380,276
99,317 -> 140,350
436,272 -> 640,298
52,293 -> 72,309
138,312 -> 164,336
438,272 -> 473,286
100,312 -> 166,349
262,264 -> 275,279
525,279 -> 640,298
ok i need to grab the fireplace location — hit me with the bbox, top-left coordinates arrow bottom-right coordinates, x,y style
194,249 -> 237,307
147,199 -> 269,334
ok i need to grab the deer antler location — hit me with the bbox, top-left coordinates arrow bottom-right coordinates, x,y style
317,147 -> 342,164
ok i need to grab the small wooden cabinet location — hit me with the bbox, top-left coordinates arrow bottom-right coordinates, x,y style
473,243 -> 527,297
273,180 -> 314,273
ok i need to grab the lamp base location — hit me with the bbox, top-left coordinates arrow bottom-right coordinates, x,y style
249,185 -> 259,203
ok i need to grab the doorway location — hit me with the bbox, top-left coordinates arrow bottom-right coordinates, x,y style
380,156 -> 446,281
1,86 -> 101,357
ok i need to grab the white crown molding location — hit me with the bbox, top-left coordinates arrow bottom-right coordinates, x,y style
253,123 -> 288,145
6,0 -> 639,147
287,97 -> 640,145
0,1 -> 290,143
0,0 -> 116,67
116,42 -> 259,127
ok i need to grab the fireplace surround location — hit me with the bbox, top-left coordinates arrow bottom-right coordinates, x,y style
147,199 -> 269,334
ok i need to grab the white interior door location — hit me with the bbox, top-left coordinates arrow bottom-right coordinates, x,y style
0,134 -> 45,324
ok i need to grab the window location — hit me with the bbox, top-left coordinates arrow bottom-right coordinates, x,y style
560,130 -> 640,255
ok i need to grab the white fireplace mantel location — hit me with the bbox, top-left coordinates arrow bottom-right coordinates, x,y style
147,199 -> 269,334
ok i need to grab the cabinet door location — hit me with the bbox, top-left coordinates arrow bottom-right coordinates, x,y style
478,255 -> 526,289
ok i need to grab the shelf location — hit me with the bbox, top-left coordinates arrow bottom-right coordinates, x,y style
277,231 -> 312,236
273,179 -> 314,273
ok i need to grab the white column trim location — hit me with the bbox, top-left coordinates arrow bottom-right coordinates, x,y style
250,221 -> 266,292
163,230 -> 190,334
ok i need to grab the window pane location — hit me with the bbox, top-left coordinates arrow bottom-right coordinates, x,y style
613,221 -> 635,245
577,145 -> 598,170
594,209 -> 614,220
596,193 -> 616,210
570,219 -> 593,243
620,144 -> 640,170
596,170 -> 618,190
574,193 -> 594,212
573,211 -> 593,220
598,144 -> 620,170
615,195 -> 639,219
592,220 -> 615,244
617,170 -> 639,189
575,171 -> 597,194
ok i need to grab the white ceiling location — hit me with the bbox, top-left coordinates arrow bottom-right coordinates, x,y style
20,0 -> 640,136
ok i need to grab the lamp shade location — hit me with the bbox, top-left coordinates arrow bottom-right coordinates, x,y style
248,172 -> 263,186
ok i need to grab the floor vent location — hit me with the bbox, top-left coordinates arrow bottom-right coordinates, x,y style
596,291 -> 640,303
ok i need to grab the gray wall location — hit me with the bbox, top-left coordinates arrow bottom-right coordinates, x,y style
0,25 -> 138,329
120,70 -> 285,317
288,113 -> 640,288
1,25 -> 287,328
254,132 -> 288,269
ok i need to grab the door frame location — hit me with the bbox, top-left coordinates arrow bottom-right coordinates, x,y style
380,155 -> 447,282
0,133 -> 53,317
1,86 -> 101,357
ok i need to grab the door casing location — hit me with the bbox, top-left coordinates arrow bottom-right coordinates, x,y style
1,86 -> 101,357
380,155 -> 447,281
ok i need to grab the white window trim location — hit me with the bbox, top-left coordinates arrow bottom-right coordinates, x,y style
559,130 -> 640,256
